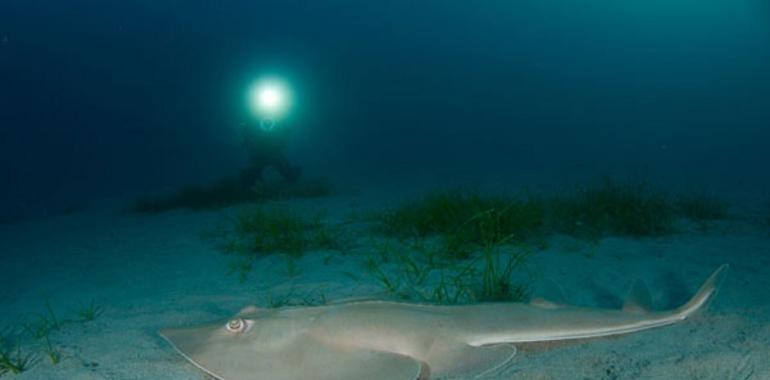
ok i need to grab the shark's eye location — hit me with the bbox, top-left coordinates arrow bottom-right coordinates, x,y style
226,318 -> 247,333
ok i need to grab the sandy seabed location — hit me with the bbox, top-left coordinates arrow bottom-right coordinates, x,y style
1,193 -> 768,380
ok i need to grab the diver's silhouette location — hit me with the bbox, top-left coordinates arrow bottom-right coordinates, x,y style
239,122 -> 301,185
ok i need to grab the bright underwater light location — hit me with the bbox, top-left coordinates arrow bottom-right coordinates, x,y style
248,77 -> 292,121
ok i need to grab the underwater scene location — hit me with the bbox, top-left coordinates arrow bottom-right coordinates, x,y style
1,1 -> 769,379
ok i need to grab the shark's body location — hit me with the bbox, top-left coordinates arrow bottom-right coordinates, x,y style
161,265 -> 727,380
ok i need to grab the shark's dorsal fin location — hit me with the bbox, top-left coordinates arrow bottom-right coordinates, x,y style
675,264 -> 729,318
530,278 -> 568,309
623,280 -> 653,314
326,295 -> 390,305
238,305 -> 260,315
529,298 -> 562,309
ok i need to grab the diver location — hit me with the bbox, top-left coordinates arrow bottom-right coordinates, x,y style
239,118 -> 301,186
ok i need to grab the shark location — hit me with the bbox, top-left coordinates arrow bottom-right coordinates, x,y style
160,264 -> 727,380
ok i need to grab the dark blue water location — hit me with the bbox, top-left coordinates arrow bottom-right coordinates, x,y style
2,0 -> 769,218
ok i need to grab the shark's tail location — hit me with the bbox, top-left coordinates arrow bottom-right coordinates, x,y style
674,264 -> 729,320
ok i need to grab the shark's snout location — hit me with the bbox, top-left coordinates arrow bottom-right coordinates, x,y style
160,327 -> 205,358
160,324 -> 239,380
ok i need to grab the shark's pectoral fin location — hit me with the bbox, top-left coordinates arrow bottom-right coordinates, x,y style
425,339 -> 516,379
162,327 -> 424,380
294,343 -> 424,380
269,336 -> 425,380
